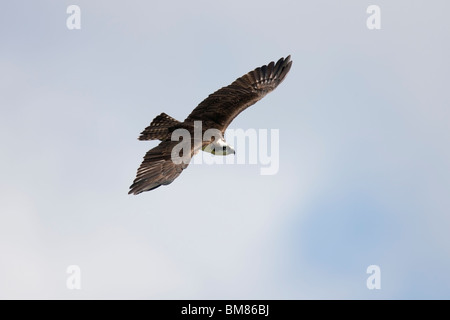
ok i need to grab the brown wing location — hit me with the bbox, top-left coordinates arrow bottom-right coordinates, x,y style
128,139 -> 198,195
185,55 -> 292,132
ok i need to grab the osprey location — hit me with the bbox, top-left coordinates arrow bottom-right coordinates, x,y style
129,56 -> 292,194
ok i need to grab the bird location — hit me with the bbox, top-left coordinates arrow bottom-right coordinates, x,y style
129,55 -> 292,194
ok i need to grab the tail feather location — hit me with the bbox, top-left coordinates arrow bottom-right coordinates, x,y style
138,113 -> 181,141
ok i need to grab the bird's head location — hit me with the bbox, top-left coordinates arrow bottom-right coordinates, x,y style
215,144 -> 235,156
203,138 -> 235,156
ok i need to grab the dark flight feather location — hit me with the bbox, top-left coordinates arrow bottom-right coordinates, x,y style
185,56 -> 292,132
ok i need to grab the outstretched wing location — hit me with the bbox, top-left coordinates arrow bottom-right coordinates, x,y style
128,140 -> 197,195
185,55 -> 292,132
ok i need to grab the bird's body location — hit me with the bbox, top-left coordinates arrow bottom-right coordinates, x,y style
129,56 -> 292,194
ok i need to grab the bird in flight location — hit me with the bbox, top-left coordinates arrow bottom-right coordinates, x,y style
129,55 -> 292,194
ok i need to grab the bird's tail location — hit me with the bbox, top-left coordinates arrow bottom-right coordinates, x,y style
138,113 -> 181,141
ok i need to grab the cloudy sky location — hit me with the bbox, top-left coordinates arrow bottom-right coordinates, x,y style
1,0 -> 449,299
